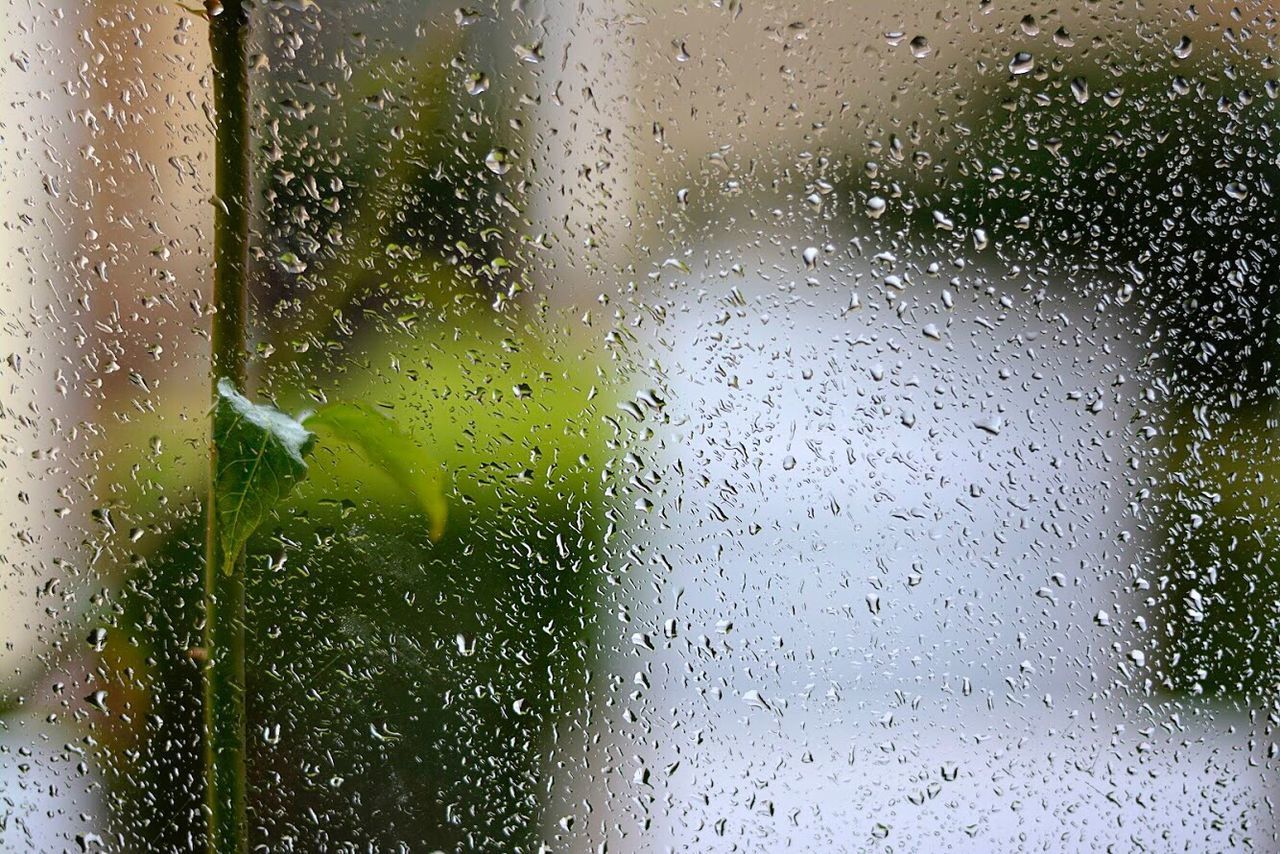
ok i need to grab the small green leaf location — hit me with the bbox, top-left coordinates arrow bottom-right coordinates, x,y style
214,379 -> 316,574
302,403 -> 446,540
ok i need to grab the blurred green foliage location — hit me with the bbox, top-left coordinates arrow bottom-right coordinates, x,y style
111,317 -> 613,849
88,20 -> 621,849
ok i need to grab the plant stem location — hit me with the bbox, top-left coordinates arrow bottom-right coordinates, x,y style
205,1 -> 251,852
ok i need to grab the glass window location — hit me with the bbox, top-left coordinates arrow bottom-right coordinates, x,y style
2,1 -> 1276,850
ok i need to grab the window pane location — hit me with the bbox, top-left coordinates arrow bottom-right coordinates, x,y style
2,0 -> 1276,850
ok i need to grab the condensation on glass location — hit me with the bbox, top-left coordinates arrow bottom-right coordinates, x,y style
1,0 -> 1277,850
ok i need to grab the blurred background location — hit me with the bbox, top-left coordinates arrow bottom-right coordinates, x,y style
1,0 -> 1279,850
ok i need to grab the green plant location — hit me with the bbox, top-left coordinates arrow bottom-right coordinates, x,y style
204,3 -> 252,848
202,5 -> 443,851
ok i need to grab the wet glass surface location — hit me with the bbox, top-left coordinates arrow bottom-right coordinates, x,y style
1,1 -> 1278,850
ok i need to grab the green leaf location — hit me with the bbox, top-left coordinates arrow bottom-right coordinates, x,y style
214,379 -> 316,574
302,403 -> 446,541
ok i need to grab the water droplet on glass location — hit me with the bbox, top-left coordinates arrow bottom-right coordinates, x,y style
277,251 -> 306,274
974,415 -> 1004,435
514,42 -> 544,63
465,71 -> 489,96
85,690 -> 109,713
456,633 -> 476,657
485,147 -> 514,175
1070,76 -> 1089,104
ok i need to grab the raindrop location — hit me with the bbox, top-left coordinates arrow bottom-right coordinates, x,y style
277,251 -> 306,274
1009,52 -> 1034,75
456,633 -> 476,657
485,147 -> 514,175
85,690 -> 109,713
974,416 -> 1004,435
514,42 -> 544,63
1070,77 -> 1089,104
